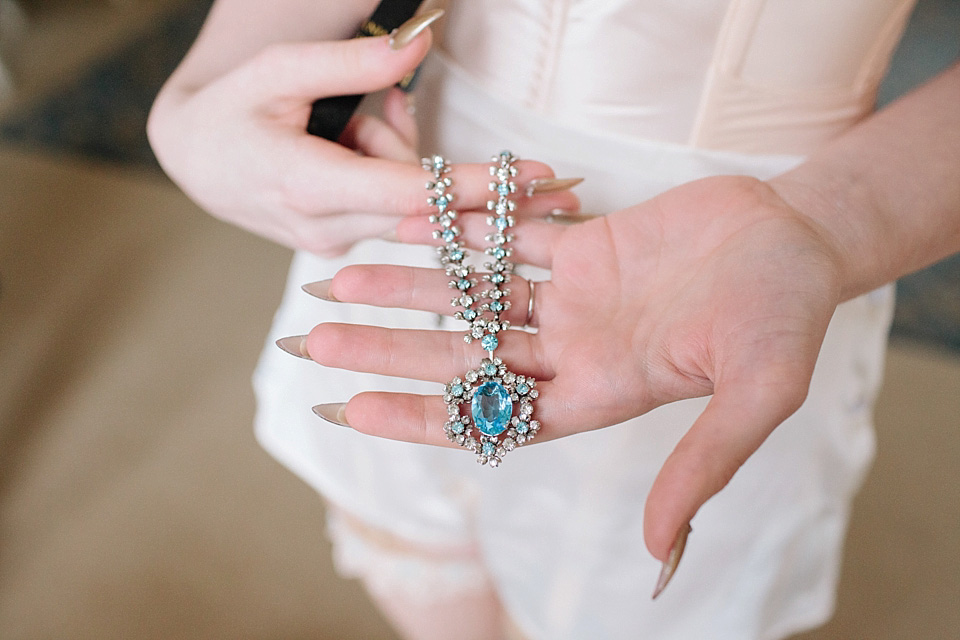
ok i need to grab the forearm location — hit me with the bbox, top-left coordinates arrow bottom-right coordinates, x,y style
161,0 -> 378,94
769,61 -> 960,301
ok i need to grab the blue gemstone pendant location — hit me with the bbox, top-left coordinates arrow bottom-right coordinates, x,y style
443,357 -> 540,467
472,380 -> 512,436
427,151 -> 538,468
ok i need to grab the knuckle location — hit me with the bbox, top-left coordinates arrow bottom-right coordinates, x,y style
394,188 -> 430,217
415,398 -> 431,444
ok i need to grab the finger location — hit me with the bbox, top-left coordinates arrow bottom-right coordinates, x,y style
396,214 -> 567,269
383,87 -> 419,149
327,265 -> 544,327
345,392 -> 454,447
340,114 -> 418,163
642,371 -> 810,562
341,379 -> 568,446
240,30 -> 433,103
305,323 -> 550,383
284,155 -> 571,221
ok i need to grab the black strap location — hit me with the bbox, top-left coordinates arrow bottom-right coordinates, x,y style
306,0 -> 425,141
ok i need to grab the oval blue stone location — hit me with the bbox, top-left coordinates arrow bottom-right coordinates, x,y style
472,381 -> 512,436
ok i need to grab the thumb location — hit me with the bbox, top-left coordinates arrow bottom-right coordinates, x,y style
241,11 -> 440,103
642,363 -> 812,585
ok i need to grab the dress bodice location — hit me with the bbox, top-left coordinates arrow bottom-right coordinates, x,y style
440,0 -> 916,154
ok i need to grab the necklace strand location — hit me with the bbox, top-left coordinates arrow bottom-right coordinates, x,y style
422,151 -> 540,467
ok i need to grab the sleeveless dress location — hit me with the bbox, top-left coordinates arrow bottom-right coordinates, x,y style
253,2 -> 914,637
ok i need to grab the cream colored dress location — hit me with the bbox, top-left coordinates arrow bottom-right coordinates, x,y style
253,1 -> 915,637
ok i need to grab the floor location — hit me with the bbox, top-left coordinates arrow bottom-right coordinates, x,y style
1,2 -> 958,639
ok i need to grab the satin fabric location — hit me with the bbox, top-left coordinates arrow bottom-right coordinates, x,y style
442,0 -> 915,153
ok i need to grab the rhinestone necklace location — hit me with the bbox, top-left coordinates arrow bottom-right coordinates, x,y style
422,151 -> 540,467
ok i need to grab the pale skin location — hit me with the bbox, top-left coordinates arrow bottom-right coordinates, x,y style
148,0 -> 577,257
150,0 -> 960,635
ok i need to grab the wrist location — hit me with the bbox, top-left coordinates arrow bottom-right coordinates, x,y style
767,163 -> 886,302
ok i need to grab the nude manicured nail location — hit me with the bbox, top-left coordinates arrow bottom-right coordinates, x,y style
276,335 -> 311,360
313,402 -> 350,427
525,177 -> 584,197
652,523 -> 692,600
302,279 -> 338,301
389,9 -> 444,50
545,210 -> 599,225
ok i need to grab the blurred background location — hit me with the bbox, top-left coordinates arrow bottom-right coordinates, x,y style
0,1 -> 957,638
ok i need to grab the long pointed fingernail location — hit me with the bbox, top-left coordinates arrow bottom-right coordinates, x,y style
302,279 -> 338,301
276,335 -> 311,359
389,9 -> 444,50
545,210 -> 599,225
525,177 -> 584,197
652,523 -> 692,600
313,402 -> 350,427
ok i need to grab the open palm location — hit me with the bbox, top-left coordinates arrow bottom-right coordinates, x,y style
304,174 -> 844,558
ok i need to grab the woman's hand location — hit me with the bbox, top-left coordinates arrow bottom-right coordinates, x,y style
297,175 -> 845,562
148,17 -> 577,256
